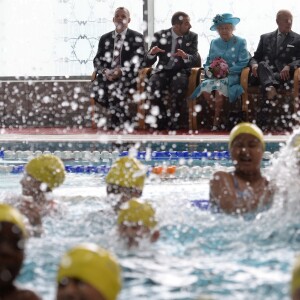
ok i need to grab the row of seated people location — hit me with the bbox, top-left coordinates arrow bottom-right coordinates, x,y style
91,8 -> 300,132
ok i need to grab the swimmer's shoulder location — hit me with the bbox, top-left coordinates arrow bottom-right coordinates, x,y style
7,287 -> 41,300
210,171 -> 233,185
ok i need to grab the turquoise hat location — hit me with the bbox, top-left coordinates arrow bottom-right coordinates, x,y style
210,13 -> 240,31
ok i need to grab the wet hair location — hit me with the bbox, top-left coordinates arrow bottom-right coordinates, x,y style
115,7 -> 130,18
276,9 -> 292,21
171,11 -> 189,25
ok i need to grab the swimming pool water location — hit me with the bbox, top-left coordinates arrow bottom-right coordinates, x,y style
0,168 -> 298,300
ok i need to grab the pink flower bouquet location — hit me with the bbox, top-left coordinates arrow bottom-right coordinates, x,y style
209,57 -> 229,79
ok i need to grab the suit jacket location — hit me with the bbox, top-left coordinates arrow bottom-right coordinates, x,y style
250,30 -> 300,72
145,28 -> 200,73
93,28 -> 145,78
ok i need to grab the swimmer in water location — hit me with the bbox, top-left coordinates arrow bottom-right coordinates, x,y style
19,154 -> 65,227
105,156 -> 146,212
117,198 -> 160,248
0,203 -> 41,300
56,243 -> 121,300
210,122 -> 273,214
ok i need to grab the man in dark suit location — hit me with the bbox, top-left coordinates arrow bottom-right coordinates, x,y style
250,10 -> 300,99
249,10 -> 300,130
92,7 -> 145,130
145,11 -> 200,130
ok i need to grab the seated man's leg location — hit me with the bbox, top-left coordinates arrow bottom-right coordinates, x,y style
256,61 -> 279,131
91,78 -> 126,130
168,71 -> 189,129
105,80 -> 126,130
91,75 -> 109,107
105,75 -> 141,130
91,75 -> 111,128
146,72 -> 170,130
257,61 -> 279,95
110,77 -> 137,129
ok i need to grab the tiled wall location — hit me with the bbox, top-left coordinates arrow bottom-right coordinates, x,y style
0,79 -> 92,127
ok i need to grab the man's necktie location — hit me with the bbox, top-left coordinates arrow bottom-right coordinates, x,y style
277,33 -> 285,52
112,34 -> 122,67
175,36 -> 182,53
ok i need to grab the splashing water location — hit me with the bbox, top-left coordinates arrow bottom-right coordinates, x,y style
0,164 -> 299,299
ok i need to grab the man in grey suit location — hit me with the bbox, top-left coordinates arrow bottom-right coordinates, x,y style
250,10 -> 300,99
145,11 -> 200,130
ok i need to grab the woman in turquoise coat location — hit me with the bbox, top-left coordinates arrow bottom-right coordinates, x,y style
190,13 -> 250,130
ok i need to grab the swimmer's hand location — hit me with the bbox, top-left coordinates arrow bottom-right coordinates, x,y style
31,224 -> 43,238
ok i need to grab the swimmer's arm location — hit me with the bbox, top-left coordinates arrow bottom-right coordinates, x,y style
14,289 -> 41,300
209,172 -> 237,213
30,224 -> 43,238
262,178 -> 275,206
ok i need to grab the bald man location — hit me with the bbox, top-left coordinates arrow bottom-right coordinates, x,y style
92,7 -> 145,130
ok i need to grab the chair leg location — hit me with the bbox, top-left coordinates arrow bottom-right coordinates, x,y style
90,97 -> 96,129
188,99 -> 197,130
242,92 -> 249,122
192,100 -> 198,130
137,99 -> 146,130
240,67 -> 250,122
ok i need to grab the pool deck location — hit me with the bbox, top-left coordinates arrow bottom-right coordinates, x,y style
0,128 -> 290,143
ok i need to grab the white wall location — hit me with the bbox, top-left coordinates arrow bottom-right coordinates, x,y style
0,0 -> 143,76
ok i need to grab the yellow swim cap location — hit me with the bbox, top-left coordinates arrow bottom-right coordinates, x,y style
291,256 -> 300,296
0,203 -> 27,238
118,198 -> 157,228
106,157 -> 146,190
26,154 -> 65,190
229,122 -> 265,150
57,244 -> 121,300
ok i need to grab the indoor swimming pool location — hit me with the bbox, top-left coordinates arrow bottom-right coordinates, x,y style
0,139 -> 298,300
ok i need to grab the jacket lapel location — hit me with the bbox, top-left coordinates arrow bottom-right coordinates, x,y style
110,31 -> 115,62
165,29 -> 173,53
121,29 -> 132,62
271,31 -> 277,49
182,34 -> 191,51
268,30 -> 277,58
